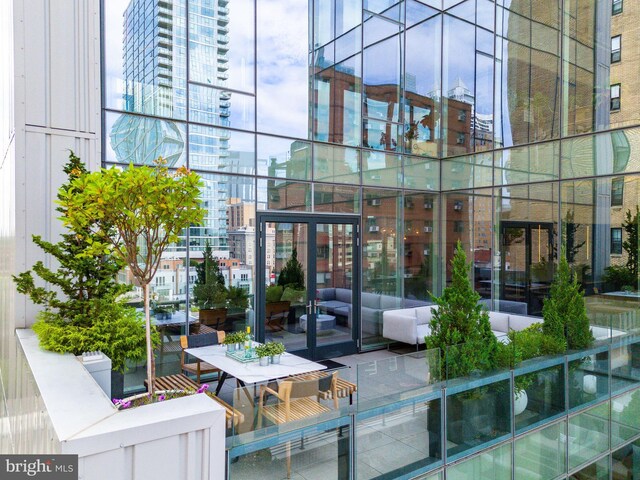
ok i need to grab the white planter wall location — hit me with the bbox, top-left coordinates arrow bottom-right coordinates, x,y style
9,330 -> 226,480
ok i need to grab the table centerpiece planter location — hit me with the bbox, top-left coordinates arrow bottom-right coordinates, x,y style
223,331 -> 245,353
256,344 -> 270,366
269,342 -> 286,364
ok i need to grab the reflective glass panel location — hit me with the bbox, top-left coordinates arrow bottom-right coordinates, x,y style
362,151 -> 401,187
363,36 -> 401,123
446,442 -> 512,479
568,402 -> 610,471
189,125 -> 255,175
257,135 -> 312,180
314,184 -> 360,213
514,421 -> 567,480
405,15 -> 442,158
188,0 -> 254,93
257,0 -> 310,138
257,179 -> 311,212
104,0 -> 187,120
105,111 -> 187,167
314,144 -> 361,184
189,84 -> 255,131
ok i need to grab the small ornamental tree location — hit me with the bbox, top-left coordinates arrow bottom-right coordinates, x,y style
426,241 -> 499,379
193,241 -> 227,309
542,252 -> 593,351
60,159 -> 205,393
277,247 -> 305,290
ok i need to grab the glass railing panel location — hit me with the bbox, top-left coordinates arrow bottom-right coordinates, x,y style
411,470 -> 443,480
612,437 -> 640,477
356,395 -> 442,479
568,401 -> 610,471
228,372 -> 348,446
513,356 -> 566,434
356,349 -> 441,411
228,416 -> 351,480
611,336 -> 640,394
568,455 -> 609,480
568,345 -> 610,412
611,387 -> 640,449
446,442 -> 512,480
445,359 -> 512,461
514,420 -> 567,480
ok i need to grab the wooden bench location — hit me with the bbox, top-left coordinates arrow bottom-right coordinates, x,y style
289,371 -> 357,405
147,374 -> 244,429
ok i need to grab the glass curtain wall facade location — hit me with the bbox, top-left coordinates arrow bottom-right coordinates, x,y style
103,0 -> 639,390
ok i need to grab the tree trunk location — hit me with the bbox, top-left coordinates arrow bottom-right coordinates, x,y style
144,283 -> 155,394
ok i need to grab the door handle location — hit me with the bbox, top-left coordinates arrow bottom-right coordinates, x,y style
306,302 -> 313,314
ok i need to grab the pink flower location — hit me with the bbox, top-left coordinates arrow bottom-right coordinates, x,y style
196,384 -> 209,394
158,394 -> 166,402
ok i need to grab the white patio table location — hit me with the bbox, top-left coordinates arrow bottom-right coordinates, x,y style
185,342 -> 326,396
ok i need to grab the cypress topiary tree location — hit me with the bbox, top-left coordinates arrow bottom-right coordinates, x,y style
193,241 -> 227,309
426,241 -> 499,379
277,247 -> 305,289
542,252 -> 593,351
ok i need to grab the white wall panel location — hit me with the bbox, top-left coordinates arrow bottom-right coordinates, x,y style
22,0 -> 47,127
12,0 -> 101,326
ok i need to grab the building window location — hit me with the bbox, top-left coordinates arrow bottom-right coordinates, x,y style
611,228 -> 623,254
613,0 -> 623,15
611,84 -> 621,111
456,133 -> 466,144
611,35 -> 621,63
453,221 -> 465,233
611,177 -> 624,206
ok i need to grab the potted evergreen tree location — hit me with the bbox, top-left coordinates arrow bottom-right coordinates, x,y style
193,242 -> 228,328
13,152 -> 150,398
425,241 -> 508,446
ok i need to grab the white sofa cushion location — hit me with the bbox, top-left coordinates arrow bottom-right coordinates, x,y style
415,305 -> 438,325
417,324 -> 431,344
508,315 -> 540,332
489,312 -> 510,333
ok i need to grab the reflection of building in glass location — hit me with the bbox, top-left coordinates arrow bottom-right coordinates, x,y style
110,115 -> 185,166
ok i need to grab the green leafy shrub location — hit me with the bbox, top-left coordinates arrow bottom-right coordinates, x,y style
32,301 -> 157,372
223,331 -> 246,345
603,265 -> 637,291
265,285 -> 284,303
227,286 -> 249,310
280,287 -> 306,304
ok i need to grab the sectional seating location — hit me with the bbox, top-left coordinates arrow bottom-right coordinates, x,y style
383,305 -> 627,346
316,288 -> 430,336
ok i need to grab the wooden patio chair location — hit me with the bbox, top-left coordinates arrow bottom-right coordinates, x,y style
265,300 -> 291,331
180,330 -> 225,384
257,372 -> 337,478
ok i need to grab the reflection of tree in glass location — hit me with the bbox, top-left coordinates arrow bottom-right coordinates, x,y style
193,241 -> 227,308
277,247 -> 305,290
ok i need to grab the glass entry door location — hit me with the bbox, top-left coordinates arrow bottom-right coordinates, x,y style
257,213 -> 359,360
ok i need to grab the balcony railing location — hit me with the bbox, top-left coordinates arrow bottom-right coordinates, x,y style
225,330 -> 640,479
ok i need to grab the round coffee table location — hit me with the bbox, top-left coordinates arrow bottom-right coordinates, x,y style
299,314 -> 336,332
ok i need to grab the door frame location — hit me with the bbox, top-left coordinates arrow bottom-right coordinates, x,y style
500,221 -> 554,315
256,212 -> 361,360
